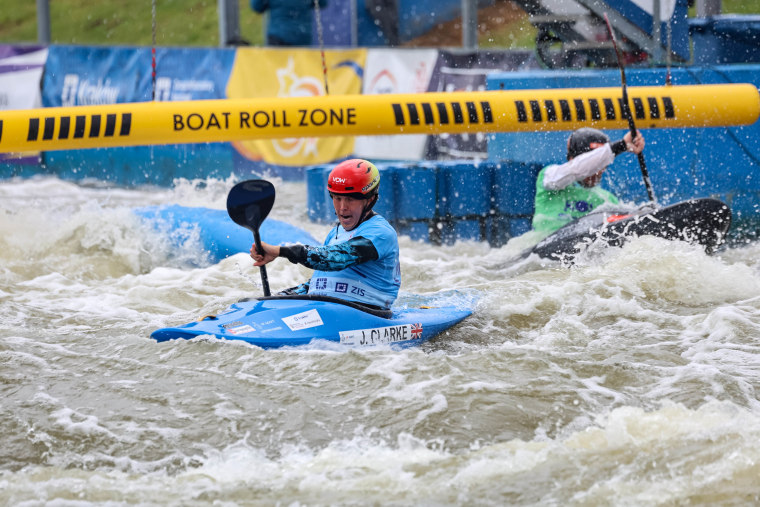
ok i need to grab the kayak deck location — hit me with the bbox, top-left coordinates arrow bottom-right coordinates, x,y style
526,198 -> 732,262
151,294 -> 474,348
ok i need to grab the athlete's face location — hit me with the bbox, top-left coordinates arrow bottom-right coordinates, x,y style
332,195 -> 366,231
581,170 -> 604,188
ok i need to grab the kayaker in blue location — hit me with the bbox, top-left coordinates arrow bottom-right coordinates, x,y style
532,127 -> 646,236
251,159 -> 401,309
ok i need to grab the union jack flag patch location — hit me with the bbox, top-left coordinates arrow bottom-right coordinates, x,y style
410,323 -> 423,338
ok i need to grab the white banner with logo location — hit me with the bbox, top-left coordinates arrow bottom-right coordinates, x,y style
0,46 -> 47,161
354,48 -> 438,161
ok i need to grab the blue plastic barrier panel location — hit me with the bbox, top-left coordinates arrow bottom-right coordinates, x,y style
394,162 -> 439,220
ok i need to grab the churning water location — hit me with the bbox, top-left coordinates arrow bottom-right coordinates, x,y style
2,176 -> 760,505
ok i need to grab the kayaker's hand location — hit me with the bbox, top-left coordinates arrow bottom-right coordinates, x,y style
250,241 -> 280,266
624,130 -> 645,154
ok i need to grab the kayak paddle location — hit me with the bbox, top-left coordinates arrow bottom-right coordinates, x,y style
226,179 -> 276,296
603,13 -> 657,204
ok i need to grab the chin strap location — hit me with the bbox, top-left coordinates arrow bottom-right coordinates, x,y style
359,194 -> 379,224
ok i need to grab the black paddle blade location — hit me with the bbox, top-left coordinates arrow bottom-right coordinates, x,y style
227,179 -> 275,297
226,179 -> 275,232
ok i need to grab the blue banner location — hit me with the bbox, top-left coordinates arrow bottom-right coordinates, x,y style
41,45 -> 237,186
43,46 -> 235,106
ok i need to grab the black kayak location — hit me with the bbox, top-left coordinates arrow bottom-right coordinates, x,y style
523,198 -> 732,263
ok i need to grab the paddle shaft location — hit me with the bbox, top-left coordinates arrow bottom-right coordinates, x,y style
252,229 -> 271,297
604,13 -> 657,203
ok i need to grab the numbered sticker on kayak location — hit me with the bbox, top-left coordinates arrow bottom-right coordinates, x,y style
281,309 -> 324,331
340,323 -> 423,346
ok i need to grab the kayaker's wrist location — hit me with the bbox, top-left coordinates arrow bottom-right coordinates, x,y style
278,244 -> 307,264
611,139 -> 628,156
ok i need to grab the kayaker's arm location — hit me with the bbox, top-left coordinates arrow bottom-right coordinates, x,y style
542,134 -> 640,191
278,236 -> 378,271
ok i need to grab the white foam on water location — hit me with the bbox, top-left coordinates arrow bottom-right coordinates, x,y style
4,177 -> 760,505
3,402 -> 758,505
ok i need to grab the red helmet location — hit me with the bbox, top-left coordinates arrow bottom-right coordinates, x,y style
327,159 -> 380,199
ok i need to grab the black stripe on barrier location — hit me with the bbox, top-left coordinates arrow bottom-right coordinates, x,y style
89,115 -> 101,137
105,114 -> 117,136
589,99 -> 601,120
406,103 -> 420,125
515,101 -> 527,122
648,97 -> 660,119
662,97 -> 675,118
27,118 -> 39,141
59,116 -> 70,139
545,100 -> 557,122
529,100 -> 541,122
559,100 -> 571,121
633,98 -> 645,119
120,113 -> 132,135
74,116 -> 86,138
392,103 -> 404,125
0,120 -> 3,143
451,102 -> 464,124
422,103 -> 434,124
436,102 -> 449,124
466,101 -> 478,123
43,117 -> 55,140
574,99 -> 586,121
603,98 -> 616,120
480,101 -> 493,123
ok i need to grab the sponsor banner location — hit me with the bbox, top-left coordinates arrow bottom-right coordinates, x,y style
424,50 -> 541,160
226,47 -> 366,167
42,46 -> 235,107
354,48 -> 438,161
0,45 -> 47,163
36,46 -> 236,180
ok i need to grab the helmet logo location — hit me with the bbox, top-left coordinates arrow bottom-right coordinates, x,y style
362,174 -> 379,193
332,177 -> 347,184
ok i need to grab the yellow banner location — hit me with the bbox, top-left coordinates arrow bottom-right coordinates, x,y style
226,47 -> 366,166
0,84 -> 757,154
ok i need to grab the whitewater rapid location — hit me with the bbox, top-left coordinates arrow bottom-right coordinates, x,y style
2,175 -> 760,505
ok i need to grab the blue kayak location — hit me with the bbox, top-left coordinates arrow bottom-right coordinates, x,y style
134,205 -> 318,264
151,294 -> 474,348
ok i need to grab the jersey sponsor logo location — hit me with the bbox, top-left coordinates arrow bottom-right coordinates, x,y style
514,96 -> 675,123
282,309 -> 324,331
314,277 -> 328,290
565,200 -> 594,213
391,100 -> 493,126
339,323 -> 418,346
335,282 -> 348,293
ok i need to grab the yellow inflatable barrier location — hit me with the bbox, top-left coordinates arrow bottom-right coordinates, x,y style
0,84 -> 757,153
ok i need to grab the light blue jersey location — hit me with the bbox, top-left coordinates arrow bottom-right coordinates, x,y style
308,215 -> 400,308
